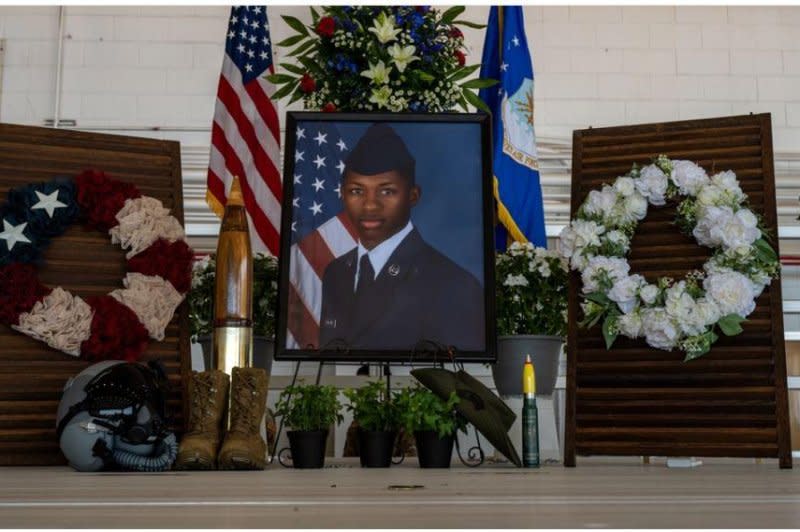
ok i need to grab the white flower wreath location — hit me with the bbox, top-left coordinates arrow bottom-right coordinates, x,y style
559,155 -> 780,361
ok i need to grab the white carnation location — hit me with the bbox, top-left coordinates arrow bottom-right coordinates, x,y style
703,271 -> 757,317
664,281 -> 695,321
581,256 -> 630,294
711,170 -> 744,201
635,164 -> 669,206
642,308 -> 680,350
622,192 -> 648,222
697,183 -> 724,207
693,205 -> 732,247
681,298 -> 722,336
613,176 -> 636,197
640,284 -> 659,305
608,274 -> 646,314
670,160 -> 709,196
583,185 -> 619,219
617,311 -> 643,338
559,220 -> 605,262
714,209 -> 761,250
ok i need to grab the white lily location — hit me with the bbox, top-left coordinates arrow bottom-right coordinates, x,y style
387,43 -> 419,73
367,12 -> 402,44
369,86 -> 392,108
360,60 -> 392,85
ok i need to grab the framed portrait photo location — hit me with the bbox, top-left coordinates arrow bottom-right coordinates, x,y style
275,112 -> 496,363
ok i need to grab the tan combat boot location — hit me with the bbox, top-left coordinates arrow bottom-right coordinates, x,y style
174,370 -> 230,470
217,367 -> 269,470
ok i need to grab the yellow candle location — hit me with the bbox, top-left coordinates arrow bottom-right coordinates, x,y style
523,354 -> 536,396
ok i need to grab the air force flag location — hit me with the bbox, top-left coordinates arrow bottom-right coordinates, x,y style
479,6 -> 546,249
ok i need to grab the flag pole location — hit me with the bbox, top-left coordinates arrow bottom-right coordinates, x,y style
497,6 -> 504,63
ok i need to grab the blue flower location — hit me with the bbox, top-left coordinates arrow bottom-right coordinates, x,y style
408,101 -> 427,113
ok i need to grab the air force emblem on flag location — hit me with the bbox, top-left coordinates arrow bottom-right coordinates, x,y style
501,77 -> 538,171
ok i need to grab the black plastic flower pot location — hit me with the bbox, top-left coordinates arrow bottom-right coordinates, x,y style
357,429 -> 397,468
414,430 -> 455,468
287,430 -> 328,469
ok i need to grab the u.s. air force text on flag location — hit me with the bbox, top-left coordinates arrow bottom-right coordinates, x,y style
479,6 -> 547,250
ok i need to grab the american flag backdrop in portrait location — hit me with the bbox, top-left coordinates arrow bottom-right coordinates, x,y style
206,5 -> 282,255
286,122 -> 361,349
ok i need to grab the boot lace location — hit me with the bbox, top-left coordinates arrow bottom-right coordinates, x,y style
188,373 -> 220,433
229,372 -> 261,434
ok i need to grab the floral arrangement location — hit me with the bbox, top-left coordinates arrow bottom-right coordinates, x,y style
189,252 -> 279,341
495,242 -> 569,338
268,6 -> 494,112
0,170 -> 193,361
559,155 -> 780,361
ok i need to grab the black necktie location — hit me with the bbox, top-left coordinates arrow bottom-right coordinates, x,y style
356,254 -> 375,298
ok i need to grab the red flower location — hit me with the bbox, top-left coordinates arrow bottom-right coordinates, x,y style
316,16 -> 335,37
300,73 -> 317,93
81,295 -> 150,362
455,50 -> 466,66
127,239 -> 194,294
75,169 -> 141,231
0,263 -> 52,325
449,27 -> 464,40
322,102 -> 337,113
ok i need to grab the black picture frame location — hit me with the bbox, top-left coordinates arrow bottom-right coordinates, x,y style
275,111 -> 496,363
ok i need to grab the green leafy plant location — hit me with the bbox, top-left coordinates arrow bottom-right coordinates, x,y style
393,385 -> 464,438
275,383 -> 343,432
188,253 -> 279,342
267,6 -> 496,112
343,380 -> 399,432
495,243 -> 569,337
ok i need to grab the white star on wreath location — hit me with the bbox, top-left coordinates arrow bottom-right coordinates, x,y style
559,155 -> 780,361
0,219 -> 31,250
31,190 -> 67,218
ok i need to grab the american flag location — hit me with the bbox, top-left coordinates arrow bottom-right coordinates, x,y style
285,121 -> 361,349
206,6 -> 282,255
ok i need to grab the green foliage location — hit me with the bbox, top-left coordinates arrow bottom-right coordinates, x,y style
268,6 -> 497,113
495,243 -> 569,337
275,383 -> 343,432
188,253 -> 279,341
343,380 -> 399,432
393,385 -> 464,439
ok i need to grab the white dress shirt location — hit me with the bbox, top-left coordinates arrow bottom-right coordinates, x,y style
353,221 -> 414,292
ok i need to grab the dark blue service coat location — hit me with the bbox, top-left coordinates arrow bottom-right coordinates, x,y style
319,229 -> 485,352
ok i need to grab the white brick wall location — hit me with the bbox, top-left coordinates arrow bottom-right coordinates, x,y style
0,5 -> 800,151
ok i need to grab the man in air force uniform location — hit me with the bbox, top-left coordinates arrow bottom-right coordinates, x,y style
319,123 -> 485,352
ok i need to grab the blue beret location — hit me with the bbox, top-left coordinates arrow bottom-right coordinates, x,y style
345,123 -> 415,182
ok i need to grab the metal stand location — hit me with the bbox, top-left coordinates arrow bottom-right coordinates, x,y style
269,340 -> 487,467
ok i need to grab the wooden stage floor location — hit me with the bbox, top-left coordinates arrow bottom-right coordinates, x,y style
1,458 -> 799,528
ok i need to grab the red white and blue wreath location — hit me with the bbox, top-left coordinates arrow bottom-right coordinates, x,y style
559,155 -> 780,361
0,170 -> 194,362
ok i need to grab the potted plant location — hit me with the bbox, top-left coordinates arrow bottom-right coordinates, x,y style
343,380 -> 399,468
394,385 -> 463,468
493,242 -> 569,397
274,383 -> 343,469
188,253 -> 279,372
